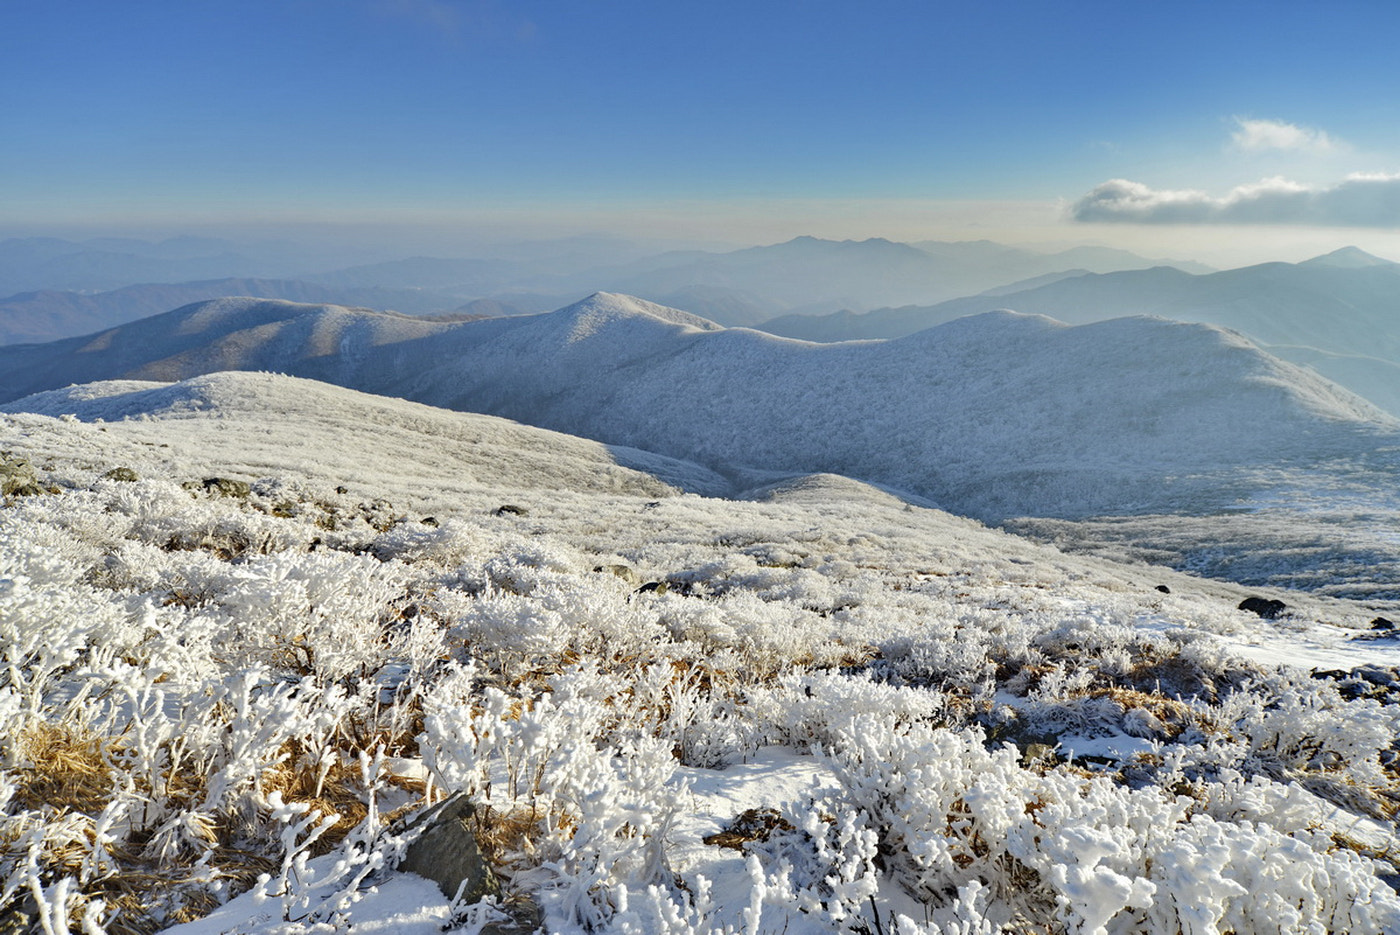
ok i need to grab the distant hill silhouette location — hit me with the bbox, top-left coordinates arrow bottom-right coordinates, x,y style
0,278 -> 479,345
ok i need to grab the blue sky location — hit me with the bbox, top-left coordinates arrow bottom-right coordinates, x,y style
5,0 -> 1400,261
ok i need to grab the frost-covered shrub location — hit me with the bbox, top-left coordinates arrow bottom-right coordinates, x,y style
1140,813 -> 1400,934
741,796 -> 881,929
818,710 -> 1400,935
6,409 -> 1400,934
1228,675 -> 1399,779
422,673 -> 687,932
0,526 -> 129,710
482,541 -> 585,592
206,550 -> 406,680
368,517 -> 505,567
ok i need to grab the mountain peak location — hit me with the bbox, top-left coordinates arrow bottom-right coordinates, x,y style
1300,246 -> 1395,269
556,292 -> 724,332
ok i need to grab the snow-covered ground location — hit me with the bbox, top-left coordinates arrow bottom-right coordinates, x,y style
4,372 -> 1400,934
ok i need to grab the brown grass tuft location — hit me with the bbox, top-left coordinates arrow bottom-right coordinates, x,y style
470,803 -> 559,870
259,743 -> 371,854
12,722 -> 116,815
1088,686 -> 1194,740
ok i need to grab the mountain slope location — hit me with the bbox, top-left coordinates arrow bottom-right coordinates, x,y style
6,370 -> 729,497
6,369 -> 1398,935
754,250 -> 1400,415
5,292 -> 1394,520
0,296 -> 484,403
0,279 -> 483,346
409,300 -> 1396,518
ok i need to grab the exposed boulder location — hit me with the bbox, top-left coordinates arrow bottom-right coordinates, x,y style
1238,596 -> 1287,619
396,792 -> 502,903
1312,665 -> 1400,703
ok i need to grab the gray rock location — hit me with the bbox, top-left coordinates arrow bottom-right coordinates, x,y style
1238,596 -> 1287,619
493,504 -> 528,517
398,792 -> 501,903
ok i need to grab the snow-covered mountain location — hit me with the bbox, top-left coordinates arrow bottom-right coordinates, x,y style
0,297 -> 459,404
4,292 -> 1395,521
0,279 -> 485,346
0,236 -> 1207,340
756,248 -> 1400,415
7,371 -> 732,498
4,369 -> 1400,935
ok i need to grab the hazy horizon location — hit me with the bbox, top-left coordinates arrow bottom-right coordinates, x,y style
6,1 -> 1400,270
4,218 -> 1399,274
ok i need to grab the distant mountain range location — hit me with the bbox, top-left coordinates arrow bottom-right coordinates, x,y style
0,235 -> 1207,343
0,278 -> 487,346
496,236 -> 1212,325
0,234 -> 657,296
757,246 -> 1400,415
0,235 -> 342,295
3,293 -> 1391,521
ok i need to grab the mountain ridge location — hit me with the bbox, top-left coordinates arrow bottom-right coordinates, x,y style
753,249 -> 1400,415
4,292 -> 1394,521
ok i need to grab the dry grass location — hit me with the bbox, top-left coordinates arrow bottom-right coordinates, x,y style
702,808 -> 795,851
471,803 -> 555,869
258,739 -> 419,854
11,721 -> 116,815
1087,686 -> 1194,740
2,721 -> 429,933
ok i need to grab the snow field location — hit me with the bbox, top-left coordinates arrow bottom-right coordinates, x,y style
2,373 -> 1400,933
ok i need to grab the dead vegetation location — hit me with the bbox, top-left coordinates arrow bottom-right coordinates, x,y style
10,722 -> 116,816
702,808 -> 795,851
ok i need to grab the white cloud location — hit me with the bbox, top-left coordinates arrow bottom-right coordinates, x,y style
1072,174 -> 1400,227
1231,117 -> 1340,154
